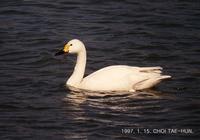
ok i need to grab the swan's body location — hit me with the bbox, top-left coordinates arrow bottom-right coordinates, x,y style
55,39 -> 171,92
79,65 -> 170,91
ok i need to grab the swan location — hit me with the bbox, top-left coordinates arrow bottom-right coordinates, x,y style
55,39 -> 171,92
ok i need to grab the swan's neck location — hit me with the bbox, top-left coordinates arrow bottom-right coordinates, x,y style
67,49 -> 86,87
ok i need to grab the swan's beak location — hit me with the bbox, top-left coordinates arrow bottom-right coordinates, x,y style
55,49 -> 65,56
55,44 -> 70,56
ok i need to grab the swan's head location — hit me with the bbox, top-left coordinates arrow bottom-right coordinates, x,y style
55,39 -> 85,56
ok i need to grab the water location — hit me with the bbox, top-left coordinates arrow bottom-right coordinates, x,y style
0,0 -> 200,139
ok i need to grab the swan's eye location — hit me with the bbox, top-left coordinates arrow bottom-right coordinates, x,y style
70,44 -> 72,46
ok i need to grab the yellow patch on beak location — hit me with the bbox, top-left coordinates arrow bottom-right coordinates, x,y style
63,44 -> 70,52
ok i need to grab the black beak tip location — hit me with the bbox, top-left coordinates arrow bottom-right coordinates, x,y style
55,50 -> 64,56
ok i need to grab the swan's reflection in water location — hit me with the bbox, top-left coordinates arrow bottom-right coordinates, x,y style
64,89 -> 174,105
63,89 -> 174,139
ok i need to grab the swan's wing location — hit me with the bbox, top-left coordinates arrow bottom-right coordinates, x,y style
80,65 -> 171,91
138,66 -> 162,71
138,66 -> 163,74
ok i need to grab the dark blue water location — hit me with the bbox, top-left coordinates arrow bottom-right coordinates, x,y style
0,0 -> 200,139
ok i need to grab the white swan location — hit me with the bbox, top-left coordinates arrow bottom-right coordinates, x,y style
55,39 -> 171,92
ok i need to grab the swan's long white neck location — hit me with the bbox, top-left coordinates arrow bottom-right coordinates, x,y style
66,47 -> 86,87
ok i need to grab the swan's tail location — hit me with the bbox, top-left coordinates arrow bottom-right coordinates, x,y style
134,75 -> 171,90
160,75 -> 172,80
133,67 -> 171,90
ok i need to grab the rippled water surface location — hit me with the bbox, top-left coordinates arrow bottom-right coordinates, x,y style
0,0 -> 200,139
